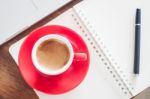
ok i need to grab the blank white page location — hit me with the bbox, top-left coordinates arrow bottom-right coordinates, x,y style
74,0 -> 150,96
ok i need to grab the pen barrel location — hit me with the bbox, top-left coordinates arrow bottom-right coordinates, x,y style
134,25 -> 140,74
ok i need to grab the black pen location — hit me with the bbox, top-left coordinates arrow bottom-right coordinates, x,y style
134,8 -> 141,74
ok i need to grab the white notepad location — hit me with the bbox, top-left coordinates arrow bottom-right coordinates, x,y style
74,0 -> 150,96
9,9 -> 131,99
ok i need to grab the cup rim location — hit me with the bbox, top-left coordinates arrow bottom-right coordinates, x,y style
32,34 -> 74,75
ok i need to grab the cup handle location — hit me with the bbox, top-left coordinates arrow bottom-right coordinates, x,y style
74,53 -> 87,61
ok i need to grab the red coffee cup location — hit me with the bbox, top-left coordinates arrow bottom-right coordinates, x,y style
19,25 -> 90,94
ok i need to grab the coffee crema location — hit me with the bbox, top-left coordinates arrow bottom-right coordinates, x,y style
36,39 -> 70,71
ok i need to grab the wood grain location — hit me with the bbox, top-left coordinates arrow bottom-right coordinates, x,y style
0,0 -> 80,99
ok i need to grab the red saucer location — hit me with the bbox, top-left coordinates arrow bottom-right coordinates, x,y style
18,25 -> 90,94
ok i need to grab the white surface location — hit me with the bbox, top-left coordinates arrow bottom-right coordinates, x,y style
9,9 -> 130,99
0,0 -> 71,45
74,0 -> 150,96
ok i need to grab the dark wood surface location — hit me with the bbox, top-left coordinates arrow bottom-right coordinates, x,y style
0,0 -> 80,99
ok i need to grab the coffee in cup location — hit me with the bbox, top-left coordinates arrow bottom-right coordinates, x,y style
36,39 -> 70,71
32,34 -> 87,75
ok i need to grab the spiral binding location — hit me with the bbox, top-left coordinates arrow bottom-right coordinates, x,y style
71,8 -> 134,96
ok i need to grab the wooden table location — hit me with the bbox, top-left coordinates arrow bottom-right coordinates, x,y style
0,0 -> 80,99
